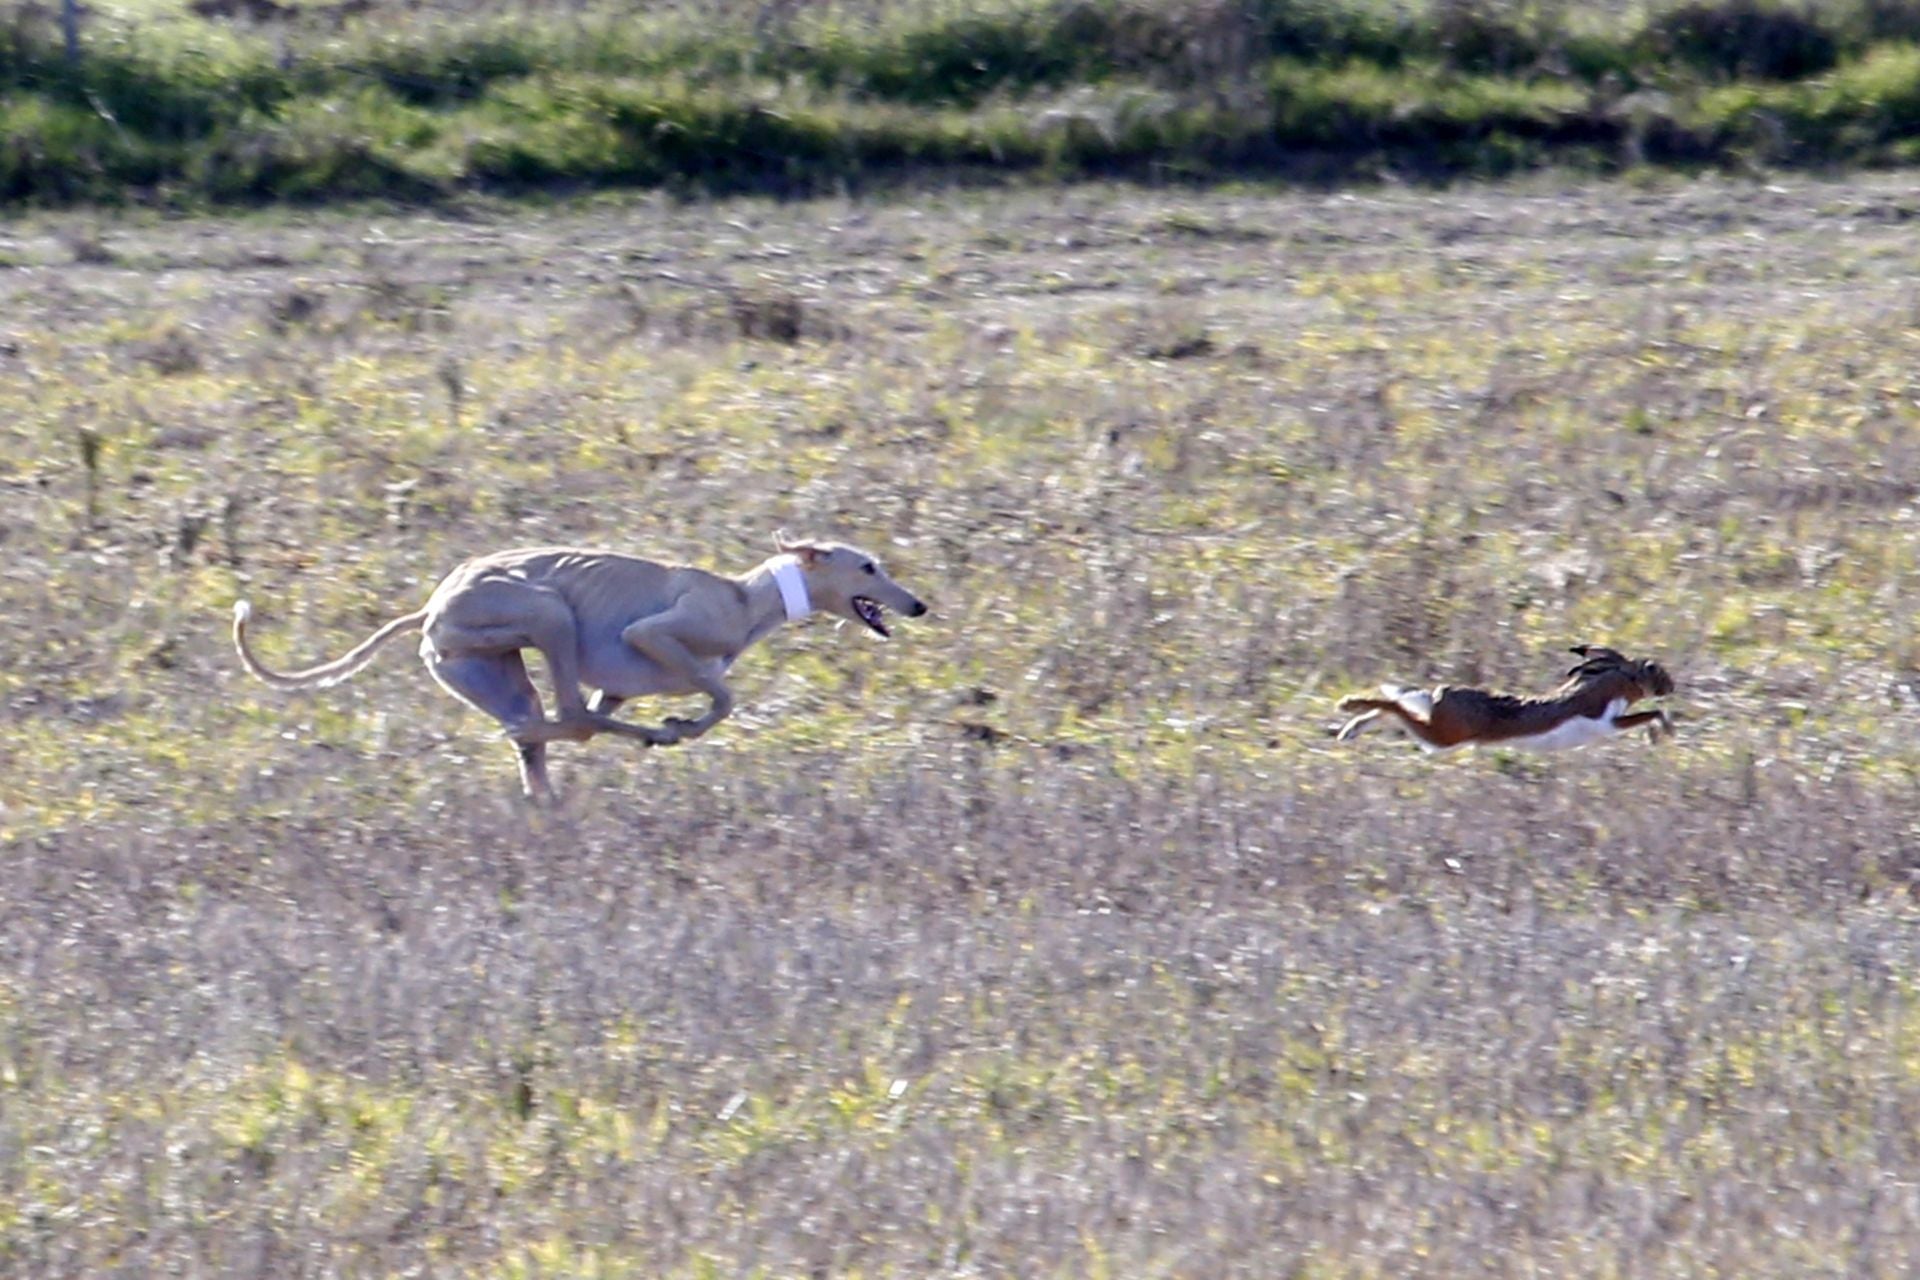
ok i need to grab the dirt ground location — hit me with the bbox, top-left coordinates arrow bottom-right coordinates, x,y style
4,170 -> 1920,1275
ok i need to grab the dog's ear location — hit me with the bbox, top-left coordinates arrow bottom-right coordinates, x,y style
773,529 -> 826,564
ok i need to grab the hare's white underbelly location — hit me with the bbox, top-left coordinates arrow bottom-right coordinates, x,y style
1503,696 -> 1628,750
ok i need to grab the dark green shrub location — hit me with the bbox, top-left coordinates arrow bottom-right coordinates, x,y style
1645,0 -> 1841,81
1774,41 -> 1920,150
1266,60 -> 1592,150
0,19 -> 286,143
1254,0 -> 1414,67
354,28 -> 544,105
1426,0 -> 1544,75
1851,0 -> 1920,44
796,8 -> 1081,106
192,126 -> 435,203
0,95 -> 174,202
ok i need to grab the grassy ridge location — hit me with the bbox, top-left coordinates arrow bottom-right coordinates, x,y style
9,0 -> 1920,204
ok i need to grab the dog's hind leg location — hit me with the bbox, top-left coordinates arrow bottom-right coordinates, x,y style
428,582 -> 598,729
424,649 -> 556,801
516,592 -> 599,728
479,599 -> 673,747
513,742 -> 552,801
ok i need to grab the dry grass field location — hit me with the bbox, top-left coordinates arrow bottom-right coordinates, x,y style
6,169 -> 1920,1274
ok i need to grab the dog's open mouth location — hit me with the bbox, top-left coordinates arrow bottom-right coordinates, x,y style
852,595 -> 890,638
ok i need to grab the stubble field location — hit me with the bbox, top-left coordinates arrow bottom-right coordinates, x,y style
6,171 -> 1920,1275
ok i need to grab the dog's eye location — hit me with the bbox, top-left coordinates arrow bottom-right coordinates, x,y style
862,563 -> 877,575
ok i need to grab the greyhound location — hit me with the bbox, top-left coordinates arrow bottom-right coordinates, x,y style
233,532 -> 928,800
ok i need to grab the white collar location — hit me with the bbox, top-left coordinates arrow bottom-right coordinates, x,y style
768,554 -> 812,621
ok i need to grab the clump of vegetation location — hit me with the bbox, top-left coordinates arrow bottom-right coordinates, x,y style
6,0 -> 1920,204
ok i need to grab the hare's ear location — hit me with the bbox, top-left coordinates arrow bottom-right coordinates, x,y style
1567,645 -> 1627,678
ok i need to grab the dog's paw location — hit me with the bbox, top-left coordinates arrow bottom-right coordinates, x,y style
640,722 -> 686,747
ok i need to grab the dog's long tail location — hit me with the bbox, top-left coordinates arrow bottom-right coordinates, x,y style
232,599 -> 428,690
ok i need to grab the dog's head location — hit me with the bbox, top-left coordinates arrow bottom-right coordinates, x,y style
774,530 -> 928,638
1566,644 -> 1674,701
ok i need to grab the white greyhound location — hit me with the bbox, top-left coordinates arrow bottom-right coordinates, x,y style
234,531 -> 928,800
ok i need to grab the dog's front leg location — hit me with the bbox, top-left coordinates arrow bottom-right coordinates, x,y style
620,615 -> 733,745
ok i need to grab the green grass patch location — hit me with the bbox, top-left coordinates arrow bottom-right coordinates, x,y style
8,0 -> 1920,204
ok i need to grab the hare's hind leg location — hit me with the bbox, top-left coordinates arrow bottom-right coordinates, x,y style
1336,708 -> 1382,741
